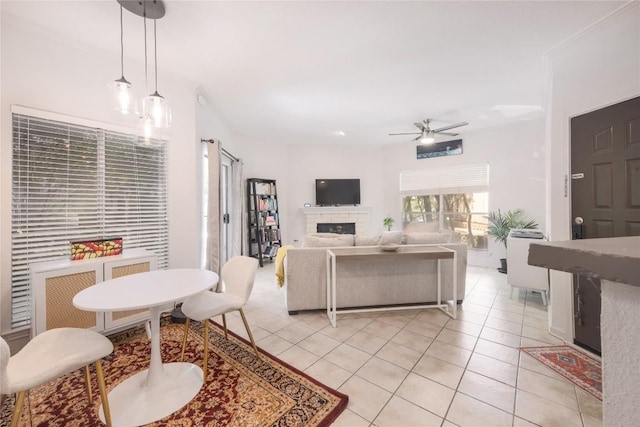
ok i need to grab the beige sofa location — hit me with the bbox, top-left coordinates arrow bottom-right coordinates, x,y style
284,231 -> 467,314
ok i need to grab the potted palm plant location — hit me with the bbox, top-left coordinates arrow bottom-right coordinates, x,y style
487,209 -> 538,273
383,216 -> 395,231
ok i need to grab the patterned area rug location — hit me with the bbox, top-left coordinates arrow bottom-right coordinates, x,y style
2,319 -> 348,426
521,345 -> 602,400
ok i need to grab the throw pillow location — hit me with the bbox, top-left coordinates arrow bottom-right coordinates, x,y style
379,231 -> 403,245
404,232 -> 451,244
303,233 -> 354,247
403,220 -> 439,233
355,234 -> 381,246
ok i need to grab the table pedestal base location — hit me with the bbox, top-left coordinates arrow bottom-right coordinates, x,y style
99,362 -> 203,426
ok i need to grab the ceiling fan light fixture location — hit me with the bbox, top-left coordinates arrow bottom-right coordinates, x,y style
420,131 -> 435,144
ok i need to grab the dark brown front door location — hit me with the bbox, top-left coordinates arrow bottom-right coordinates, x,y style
570,96 -> 640,354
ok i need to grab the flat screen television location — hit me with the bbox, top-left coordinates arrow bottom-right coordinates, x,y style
315,179 -> 361,206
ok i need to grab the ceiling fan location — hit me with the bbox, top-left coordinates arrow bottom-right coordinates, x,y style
389,119 -> 469,144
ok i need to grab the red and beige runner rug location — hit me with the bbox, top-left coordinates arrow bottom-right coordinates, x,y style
2,320 -> 348,426
521,345 -> 602,400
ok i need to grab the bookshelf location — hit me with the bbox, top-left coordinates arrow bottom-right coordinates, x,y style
247,178 -> 281,267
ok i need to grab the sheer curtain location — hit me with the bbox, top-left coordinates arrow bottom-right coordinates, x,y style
206,141 -> 221,273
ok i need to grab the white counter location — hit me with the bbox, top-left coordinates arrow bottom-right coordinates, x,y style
528,236 -> 640,426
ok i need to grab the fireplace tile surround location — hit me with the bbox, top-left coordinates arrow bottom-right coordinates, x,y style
302,206 -> 371,235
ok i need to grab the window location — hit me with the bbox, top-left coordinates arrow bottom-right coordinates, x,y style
400,164 -> 489,250
11,110 -> 168,329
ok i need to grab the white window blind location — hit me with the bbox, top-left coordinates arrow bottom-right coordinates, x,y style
11,112 -> 168,329
400,163 -> 489,196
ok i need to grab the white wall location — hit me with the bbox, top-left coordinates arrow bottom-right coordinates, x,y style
381,119 -> 547,267
545,2 -> 640,340
0,14 -> 219,334
233,119 -> 546,270
279,143 -> 386,245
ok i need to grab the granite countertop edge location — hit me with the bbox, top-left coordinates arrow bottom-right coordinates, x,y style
528,237 -> 640,287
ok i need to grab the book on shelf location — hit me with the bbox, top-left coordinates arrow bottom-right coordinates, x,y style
265,215 -> 276,226
256,182 -> 276,195
262,244 -> 280,258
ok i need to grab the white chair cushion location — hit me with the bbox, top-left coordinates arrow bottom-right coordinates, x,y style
4,328 -> 113,394
181,291 -> 244,321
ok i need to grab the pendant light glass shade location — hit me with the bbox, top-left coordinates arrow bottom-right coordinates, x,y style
110,76 -> 137,115
143,91 -> 171,128
135,113 -> 166,146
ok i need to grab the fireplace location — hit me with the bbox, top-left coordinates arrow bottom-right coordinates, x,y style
302,206 -> 371,235
317,222 -> 356,234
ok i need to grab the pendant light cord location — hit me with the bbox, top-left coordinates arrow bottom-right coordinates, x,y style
143,3 -> 148,93
154,19 -> 159,93
119,5 -> 124,78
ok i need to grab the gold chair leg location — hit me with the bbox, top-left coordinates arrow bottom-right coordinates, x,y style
203,319 -> 209,381
11,390 -> 26,427
180,317 -> 191,362
95,360 -> 112,427
221,313 -> 228,340
84,365 -> 93,403
239,308 -> 259,358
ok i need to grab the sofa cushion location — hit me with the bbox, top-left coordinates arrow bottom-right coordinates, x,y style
404,220 -> 440,233
379,231 -> 403,245
404,232 -> 452,244
303,233 -> 354,247
355,235 -> 381,246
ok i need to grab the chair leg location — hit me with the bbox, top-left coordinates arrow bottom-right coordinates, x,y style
239,308 -> 259,357
84,365 -> 93,403
221,313 -> 228,339
203,319 -> 209,381
95,360 -> 112,427
10,390 -> 26,427
180,317 -> 191,362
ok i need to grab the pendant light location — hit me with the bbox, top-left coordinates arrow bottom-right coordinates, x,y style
142,16 -> 171,128
109,4 -> 136,115
113,0 -> 170,132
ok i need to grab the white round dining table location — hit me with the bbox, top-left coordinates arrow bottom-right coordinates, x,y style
73,268 -> 219,427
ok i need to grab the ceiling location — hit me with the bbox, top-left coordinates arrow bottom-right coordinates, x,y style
2,1 -> 626,146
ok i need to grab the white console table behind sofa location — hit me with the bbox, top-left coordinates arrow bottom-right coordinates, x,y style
30,248 -> 157,336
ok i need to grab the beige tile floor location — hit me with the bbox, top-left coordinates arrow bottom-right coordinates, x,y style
222,263 -> 602,427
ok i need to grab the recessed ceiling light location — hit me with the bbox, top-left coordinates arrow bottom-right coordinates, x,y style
333,130 -> 346,136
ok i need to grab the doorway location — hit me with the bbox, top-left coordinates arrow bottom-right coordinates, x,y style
201,146 -> 241,270
570,96 -> 640,354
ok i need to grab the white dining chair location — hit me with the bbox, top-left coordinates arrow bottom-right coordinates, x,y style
0,328 -> 113,427
180,256 -> 260,380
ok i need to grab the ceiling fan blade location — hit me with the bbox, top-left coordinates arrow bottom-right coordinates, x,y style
432,121 -> 469,133
389,132 -> 421,136
435,131 -> 459,137
413,122 -> 426,131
